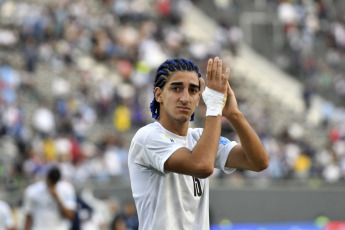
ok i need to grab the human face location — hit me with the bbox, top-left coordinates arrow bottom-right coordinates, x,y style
155,71 -> 201,125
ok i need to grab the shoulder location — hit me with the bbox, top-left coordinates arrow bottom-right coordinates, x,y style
25,180 -> 44,195
57,180 -> 75,191
188,127 -> 203,140
132,122 -> 163,145
0,200 -> 9,210
0,200 -> 11,217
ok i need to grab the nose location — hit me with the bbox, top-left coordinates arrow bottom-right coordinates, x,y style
179,89 -> 190,103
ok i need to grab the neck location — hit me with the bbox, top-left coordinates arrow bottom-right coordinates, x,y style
157,118 -> 189,136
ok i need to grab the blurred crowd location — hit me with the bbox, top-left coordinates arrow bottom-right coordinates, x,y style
0,0 -> 345,228
276,0 -> 345,106
268,0 -> 345,182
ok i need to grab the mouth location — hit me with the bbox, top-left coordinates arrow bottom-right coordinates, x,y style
177,106 -> 190,111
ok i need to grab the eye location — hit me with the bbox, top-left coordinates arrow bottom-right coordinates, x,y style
171,87 -> 180,91
190,88 -> 199,94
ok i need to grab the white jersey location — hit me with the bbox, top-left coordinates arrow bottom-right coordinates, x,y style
23,180 -> 76,230
128,122 -> 237,230
0,200 -> 15,230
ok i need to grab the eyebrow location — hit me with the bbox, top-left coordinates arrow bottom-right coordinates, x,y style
170,82 -> 199,88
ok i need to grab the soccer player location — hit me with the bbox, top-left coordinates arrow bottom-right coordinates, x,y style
128,57 -> 269,230
128,57 -> 269,229
0,200 -> 15,230
23,167 -> 76,230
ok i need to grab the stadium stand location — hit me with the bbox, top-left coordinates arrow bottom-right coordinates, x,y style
0,0 -> 345,228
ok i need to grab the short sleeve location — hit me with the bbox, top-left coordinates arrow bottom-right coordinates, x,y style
1,202 -> 15,228
215,136 -> 238,174
23,188 -> 33,214
130,130 -> 184,173
58,182 -> 76,210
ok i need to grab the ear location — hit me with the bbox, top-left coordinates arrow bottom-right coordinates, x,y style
199,77 -> 206,93
196,91 -> 201,106
154,87 -> 163,103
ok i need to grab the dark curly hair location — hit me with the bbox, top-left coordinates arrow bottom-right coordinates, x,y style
47,167 -> 61,185
150,58 -> 202,121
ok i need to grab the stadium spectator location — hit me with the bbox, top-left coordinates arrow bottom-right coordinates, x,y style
0,2 -> 345,228
110,200 -> 138,230
0,200 -> 15,230
70,194 -> 94,230
32,103 -> 56,138
23,166 -> 76,230
128,57 -> 269,229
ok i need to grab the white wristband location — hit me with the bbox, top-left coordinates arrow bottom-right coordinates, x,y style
202,87 -> 227,116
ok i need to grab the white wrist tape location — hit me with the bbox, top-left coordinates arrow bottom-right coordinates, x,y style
202,87 -> 227,116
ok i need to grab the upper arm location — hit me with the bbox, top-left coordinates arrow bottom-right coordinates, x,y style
225,145 -> 255,170
57,182 -> 76,220
24,213 -> 32,230
60,182 -> 77,210
164,133 -> 237,178
2,203 -> 15,230
164,147 -> 213,178
23,195 -> 32,230
23,189 -> 32,214
131,130 -> 184,173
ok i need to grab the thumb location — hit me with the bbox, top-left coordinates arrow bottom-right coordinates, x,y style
227,81 -> 234,96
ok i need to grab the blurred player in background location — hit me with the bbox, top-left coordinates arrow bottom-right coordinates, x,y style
128,57 -> 270,229
23,167 -> 76,230
0,199 -> 15,230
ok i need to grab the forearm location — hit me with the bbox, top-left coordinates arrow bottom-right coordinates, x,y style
192,115 -> 222,167
163,115 -> 223,178
24,214 -> 31,230
227,111 -> 269,171
192,56 -> 227,174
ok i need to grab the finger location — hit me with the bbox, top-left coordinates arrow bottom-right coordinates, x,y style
225,67 -> 230,81
199,77 -> 206,93
216,58 -> 222,80
211,57 -> 218,80
220,74 -> 225,90
221,73 -> 225,83
206,58 -> 213,81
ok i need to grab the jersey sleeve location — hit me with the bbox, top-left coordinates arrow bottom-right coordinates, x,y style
215,136 -> 238,174
1,202 -> 15,228
58,182 -> 77,211
130,129 -> 184,174
190,128 -> 238,174
23,188 -> 33,215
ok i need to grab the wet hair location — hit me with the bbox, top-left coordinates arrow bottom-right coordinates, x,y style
150,58 -> 201,121
47,167 -> 61,185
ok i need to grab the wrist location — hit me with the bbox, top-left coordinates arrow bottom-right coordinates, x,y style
225,110 -> 243,122
202,87 -> 227,116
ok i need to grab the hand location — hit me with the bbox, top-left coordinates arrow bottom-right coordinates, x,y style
205,57 -> 229,94
222,71 -> 240,118
48,185 -> 58,199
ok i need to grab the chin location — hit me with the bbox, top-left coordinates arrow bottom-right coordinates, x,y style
174,116 -> 190,123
